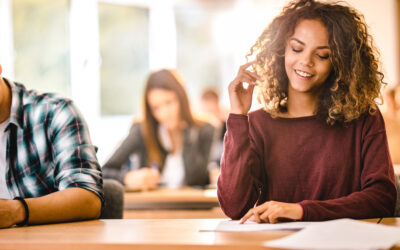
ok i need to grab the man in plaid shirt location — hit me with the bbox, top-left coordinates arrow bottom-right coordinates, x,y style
0,65 -> 103,227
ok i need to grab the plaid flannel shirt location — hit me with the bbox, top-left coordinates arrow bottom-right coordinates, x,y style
4,79 -> 103,201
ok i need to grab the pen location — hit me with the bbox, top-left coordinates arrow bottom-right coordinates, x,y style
151,162 -> 159,171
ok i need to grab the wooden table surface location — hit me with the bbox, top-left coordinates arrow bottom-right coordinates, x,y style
124,188 -> 219,210
0,218 -> 398,250
380,217 -> 400,226
123,207 -> 226,219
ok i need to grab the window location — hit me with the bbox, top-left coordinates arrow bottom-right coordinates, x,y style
99,3 -> 149,116
12,0 -> 70,97
175,2 -> 222,109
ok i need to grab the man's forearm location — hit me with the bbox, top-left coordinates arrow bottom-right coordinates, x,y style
13,187 -> 101,226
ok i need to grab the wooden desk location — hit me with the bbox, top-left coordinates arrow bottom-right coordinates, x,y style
0,218 -> 398,250
124,188 -> 219,210
0,219 -> 288,250
379,217 -> 400,226
123,188 -> 226,219
124,207 -> 226,219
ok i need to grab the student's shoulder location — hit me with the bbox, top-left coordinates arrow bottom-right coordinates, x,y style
18,82 -> 73,110
130,121 -> 143,134
340,107 -> 386,139
356,107 -> 386,136
198,120 -> 214,130
191,119 -> 215,137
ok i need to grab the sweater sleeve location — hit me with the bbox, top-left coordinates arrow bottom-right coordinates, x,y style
299,112 -> 397,221
217,113 -> 264,219
102,124 -> 142,183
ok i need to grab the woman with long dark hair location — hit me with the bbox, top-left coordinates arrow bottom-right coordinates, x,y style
103,69 -> 215,190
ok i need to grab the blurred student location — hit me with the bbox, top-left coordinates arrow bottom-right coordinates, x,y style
218,0 -> 397,223
382,88 -> 400,165
102,69 -> 215,190
200,88 -> 228,139
383,88 -> 398,118
0,64 -> 103,228
382,88 -> 400,217
199,88 -> 228,185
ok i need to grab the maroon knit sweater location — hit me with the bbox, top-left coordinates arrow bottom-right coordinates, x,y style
217,108 -> 397,221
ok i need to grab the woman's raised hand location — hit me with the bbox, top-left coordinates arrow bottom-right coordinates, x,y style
228,61 -> 263,115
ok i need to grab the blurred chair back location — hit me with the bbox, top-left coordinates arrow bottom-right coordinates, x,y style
100,179 -> 124,219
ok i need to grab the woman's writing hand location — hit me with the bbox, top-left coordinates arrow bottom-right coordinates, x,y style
228,61 -> 263,115
240,201 -> 303,224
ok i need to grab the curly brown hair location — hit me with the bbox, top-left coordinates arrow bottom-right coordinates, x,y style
248,0 -> 385,125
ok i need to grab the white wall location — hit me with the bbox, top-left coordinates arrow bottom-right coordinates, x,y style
347,0 -> 399,88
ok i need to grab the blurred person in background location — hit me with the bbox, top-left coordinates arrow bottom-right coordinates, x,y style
382,87 -> 400,165
102,69 -> 215,190
199,88 -> 228,186
381,87 -> 400,217
200,88 -> 228,141
382,87 -> 400,164
383,88 -> 399,118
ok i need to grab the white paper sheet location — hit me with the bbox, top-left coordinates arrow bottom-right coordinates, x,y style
200,220 -> 318,232
265,219 -> 400,250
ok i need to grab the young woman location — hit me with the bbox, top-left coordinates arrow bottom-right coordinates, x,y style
103,69 -> 215,190
218,0 -> 397,223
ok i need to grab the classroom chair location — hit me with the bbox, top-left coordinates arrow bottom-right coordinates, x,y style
100,179 -> 124,219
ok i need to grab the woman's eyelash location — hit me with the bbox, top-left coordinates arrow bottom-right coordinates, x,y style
292,48 -> 301,53
291,46 -> 330,59
318,55 -> 330,59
